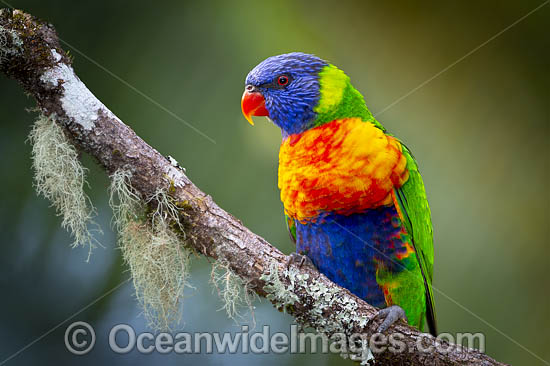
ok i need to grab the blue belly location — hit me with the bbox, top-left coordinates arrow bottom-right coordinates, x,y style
294,204 -> 411,308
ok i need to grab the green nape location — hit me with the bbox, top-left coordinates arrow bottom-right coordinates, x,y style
313,64 -> 385,131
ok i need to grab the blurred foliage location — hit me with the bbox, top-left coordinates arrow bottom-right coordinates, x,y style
0,0 -> 548,365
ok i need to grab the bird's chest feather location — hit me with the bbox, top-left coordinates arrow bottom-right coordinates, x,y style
278,118 -> 409,222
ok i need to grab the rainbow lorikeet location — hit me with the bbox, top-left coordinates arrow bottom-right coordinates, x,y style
241,52 -> 436,336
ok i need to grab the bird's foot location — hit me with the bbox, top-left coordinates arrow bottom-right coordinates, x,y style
374,305 -> 408,333
286,252 -> 317,271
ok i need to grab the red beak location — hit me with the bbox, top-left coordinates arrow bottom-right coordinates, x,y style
241,88 -> 269,126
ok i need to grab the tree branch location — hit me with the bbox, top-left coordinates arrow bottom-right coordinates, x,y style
0,9 -> 507,366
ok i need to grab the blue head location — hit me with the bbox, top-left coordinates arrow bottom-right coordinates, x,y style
242,52 -> 328,137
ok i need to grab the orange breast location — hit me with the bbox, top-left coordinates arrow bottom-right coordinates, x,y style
278,118 -> 409,222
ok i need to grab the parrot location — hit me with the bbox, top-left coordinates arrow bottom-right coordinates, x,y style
241,52 -> 436,336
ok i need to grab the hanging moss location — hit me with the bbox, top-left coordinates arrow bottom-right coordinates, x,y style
28,114 -> 99,260
109,170 -> 194,331
210,258 -> 256,324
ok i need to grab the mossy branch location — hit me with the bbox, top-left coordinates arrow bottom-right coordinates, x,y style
0,9 -> 508,366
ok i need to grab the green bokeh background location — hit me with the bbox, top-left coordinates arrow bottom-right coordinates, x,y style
0,1 -> 548,365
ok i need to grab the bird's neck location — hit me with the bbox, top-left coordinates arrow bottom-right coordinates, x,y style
280,65 -> 384,139
312,79 -> 376,128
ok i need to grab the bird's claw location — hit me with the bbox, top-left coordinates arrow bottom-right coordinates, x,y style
286,252 -> 317,271
374,305 -> 408,333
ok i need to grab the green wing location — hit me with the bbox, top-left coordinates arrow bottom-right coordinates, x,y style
394,144 -> 437,336
285,213 -> 297,244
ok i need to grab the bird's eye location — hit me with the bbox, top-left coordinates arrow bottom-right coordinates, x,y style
277,75 -> 289,86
